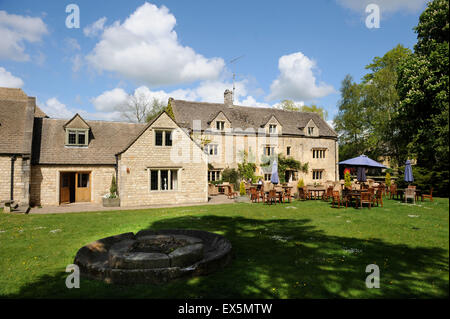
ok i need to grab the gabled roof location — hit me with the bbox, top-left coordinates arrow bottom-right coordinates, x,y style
63,113 -> 91,129
32,118 -> 145,165
171,99 -> 337,137
34,105 -> 48,118
262,114 -> 282,128
208,110 -> 232,124
116,111 -> 203,155
0,88 -> 35,155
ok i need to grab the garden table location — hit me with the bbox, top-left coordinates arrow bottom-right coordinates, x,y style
308,187 -> 326,200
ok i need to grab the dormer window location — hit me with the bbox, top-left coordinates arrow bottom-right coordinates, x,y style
66,129 -> 88,146
216,121 -> 225,131
63,113 -> 90,147
269,124 -> 277,134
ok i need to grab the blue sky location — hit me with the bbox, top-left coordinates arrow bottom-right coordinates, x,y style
0,0 -> 428,123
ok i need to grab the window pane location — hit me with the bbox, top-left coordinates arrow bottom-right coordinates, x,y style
155,131 -> 163,146
171,170 -> 178,190
160,170 -> 169,190
165,131 -> 172,146
78,131 -> 86,145
150,170 -> 158,190
77,173 -> 89,187
68,131 -> 77,144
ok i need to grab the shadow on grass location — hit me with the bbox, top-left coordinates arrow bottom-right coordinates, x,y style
5,215 -> 449,298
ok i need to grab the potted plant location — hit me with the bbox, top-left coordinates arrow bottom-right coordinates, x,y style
102,175 -> 120,207
235,181 -> 251,203
344,170 -> 352,190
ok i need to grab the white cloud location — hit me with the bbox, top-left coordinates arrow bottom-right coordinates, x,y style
40,98 -> 74,119
71,54 -> 83,72
65,38 -> 81,51
91,87 -> 129,112
86,3 -> 224,86
0,10 -> 48,61
40,97 -> 123,121
0,67 -> 24,88
336,0 -> 428,13
267,52 -> 335,102
83,17 -> 107,38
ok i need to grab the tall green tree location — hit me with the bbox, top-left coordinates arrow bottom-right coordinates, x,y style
333,75 -> 367,161
300,104 -> 328,120
395,0 -> 449,174
361,44 -> 411,164
278,99 -> 328,120
278,99 -> 300,111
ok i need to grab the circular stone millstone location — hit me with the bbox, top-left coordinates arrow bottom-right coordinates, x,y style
74,229 -> 232,285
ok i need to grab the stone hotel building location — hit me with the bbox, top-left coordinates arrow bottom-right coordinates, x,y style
0,87 -> 338,209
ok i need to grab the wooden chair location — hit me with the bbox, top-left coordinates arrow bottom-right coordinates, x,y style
208,183 -> 219,196
331,191 -> 342,208
284,187 -> 292,203
378,184 -> 385,197
258,188 -> 265,203
265,189 -> 277,205
297,187 -> 308,200
389,184 -> 398,199
250,187 -> 258,203
404,188 -> 415,204
323,186 -> 334,201
227,185 -> 238,199
358,192 -> 372,209
421,188 -> 433,202
373,189 -> 383,207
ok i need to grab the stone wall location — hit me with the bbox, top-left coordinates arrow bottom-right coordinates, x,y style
0,155 -> 28,204
30,164 -> 115,206
118,113 -> 208,207
203,132 -> 338,184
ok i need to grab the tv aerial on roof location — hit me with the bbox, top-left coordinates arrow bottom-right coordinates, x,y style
227,55 -> 245,103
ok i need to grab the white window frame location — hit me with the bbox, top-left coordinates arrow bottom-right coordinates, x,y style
312,170 -> 324,180
269,124 -> 277,134
208,170 -> 221,182
149,168 -> 180,191
216,121 -> 225,131
154,130 -> 173,147
205,144 -> 219,156
65,129 -> 88,146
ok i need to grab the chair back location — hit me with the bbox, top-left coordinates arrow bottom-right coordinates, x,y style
269,189 -> 276,198
361,192 -> 371,201
368,187 -> 375,195
405,188 -> 415,196
408,185 -> 416,190
332,191 -> 340,199
376,189 -> 382,198
250,187 -> 257,196
327,186 -> 334,196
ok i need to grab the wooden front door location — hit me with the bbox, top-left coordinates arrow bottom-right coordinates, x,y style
60,173 -> 70,203
75,172 -> 91,202
60,172 -> 75,204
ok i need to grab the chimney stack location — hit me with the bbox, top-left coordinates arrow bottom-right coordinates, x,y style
224,89 -> 233,107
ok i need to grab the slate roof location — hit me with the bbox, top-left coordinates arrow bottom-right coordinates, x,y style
32,118 -> 146,165
0,88 -> 35,155
171,99 -> 337,138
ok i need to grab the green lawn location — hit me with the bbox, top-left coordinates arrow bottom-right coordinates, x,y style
0,197 -> 448,298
